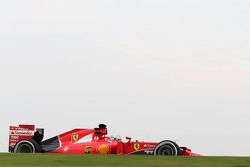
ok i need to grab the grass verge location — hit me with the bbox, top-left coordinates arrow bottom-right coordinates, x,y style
1,153 -> 250,167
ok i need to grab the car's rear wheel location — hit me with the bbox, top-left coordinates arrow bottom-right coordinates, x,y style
154,140 -> 181,156
14,139 -> 41,153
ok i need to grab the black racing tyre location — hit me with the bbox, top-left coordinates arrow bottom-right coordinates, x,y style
13,139 -> 41,153
154,140 -> 181,156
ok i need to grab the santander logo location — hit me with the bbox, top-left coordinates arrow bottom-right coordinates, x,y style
9,130 -> 34,136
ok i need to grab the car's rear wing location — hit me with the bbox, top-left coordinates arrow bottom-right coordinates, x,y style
9,124 -> 44,152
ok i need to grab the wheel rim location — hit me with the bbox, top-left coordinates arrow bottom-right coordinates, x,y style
16,144 -> 33,153
157,145 -> 176,156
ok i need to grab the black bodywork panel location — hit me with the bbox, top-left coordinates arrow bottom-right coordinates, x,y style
40,136 -> 60,153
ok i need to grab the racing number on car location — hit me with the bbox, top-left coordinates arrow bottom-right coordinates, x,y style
134,143 -> 140,151
72,134 -> 79,142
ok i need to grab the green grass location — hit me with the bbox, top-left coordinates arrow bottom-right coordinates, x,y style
1,153 -> 250,167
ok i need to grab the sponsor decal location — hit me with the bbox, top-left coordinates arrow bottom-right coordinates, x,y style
134,143 -> 140,151
9,130 -> 34,136
144,144 -> 156,147
97,144 -> 110,154
72,134 -> 79,142
10,135 -> 19,140
144,150 -> 154,155
85,146 -> 92,154
10,143 -> 17,147
63,146 -> 70,152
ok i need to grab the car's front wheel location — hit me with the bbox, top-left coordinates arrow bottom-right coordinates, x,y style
154,140 -> 181,156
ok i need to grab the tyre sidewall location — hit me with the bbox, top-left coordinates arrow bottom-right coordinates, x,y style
14,139 -> 41,153
154,140 -> 181,156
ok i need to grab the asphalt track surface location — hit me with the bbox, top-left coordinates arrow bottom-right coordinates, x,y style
1,153 -> 250,167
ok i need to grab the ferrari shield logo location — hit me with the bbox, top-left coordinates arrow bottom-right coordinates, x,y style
72,134 -> 79,142
134,143 -> 140,151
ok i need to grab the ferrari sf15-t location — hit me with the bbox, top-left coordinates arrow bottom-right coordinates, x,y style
9,124 -> 200,156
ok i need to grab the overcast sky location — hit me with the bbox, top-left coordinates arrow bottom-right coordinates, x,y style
0,0 -> 249,156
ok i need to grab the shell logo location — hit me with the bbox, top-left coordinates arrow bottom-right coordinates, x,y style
97,144 -> 110,154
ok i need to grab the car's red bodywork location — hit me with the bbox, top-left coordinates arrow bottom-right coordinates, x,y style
9,124 -> 200,156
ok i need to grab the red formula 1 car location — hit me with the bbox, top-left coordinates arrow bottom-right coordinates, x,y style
9,124 -> 200,156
